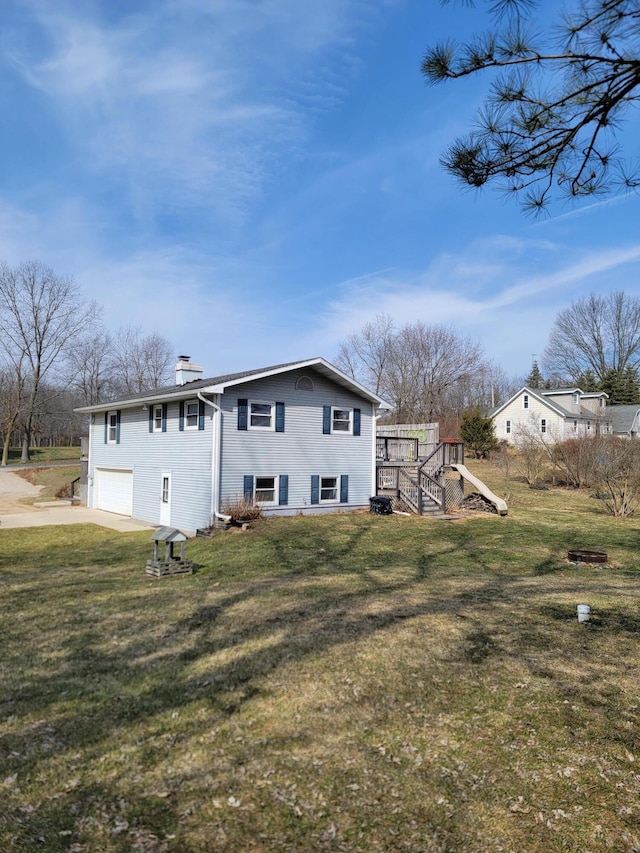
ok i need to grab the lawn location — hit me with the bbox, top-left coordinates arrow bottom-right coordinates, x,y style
1,463 -> 640,852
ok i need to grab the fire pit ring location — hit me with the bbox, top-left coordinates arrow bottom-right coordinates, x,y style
568,549 -> 608,564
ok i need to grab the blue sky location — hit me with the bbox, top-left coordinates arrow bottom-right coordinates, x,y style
2,0 -> 640,381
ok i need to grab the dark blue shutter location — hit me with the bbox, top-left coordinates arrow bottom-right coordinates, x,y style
279,475 -> 289,505
198,399 -> 205,430
115,410 -> 121,444
244,476 -> 254,502
340,474 -> 349,503
311,475 -> 320,504
104,411 -> 108,443
148,406 -> 154,433
238,399 -> 248,431
275,402 -> 285,433
179,401 -> 185,431
322,406 -> 331,435
353,408 -> 361,436
162,403 -> 167,432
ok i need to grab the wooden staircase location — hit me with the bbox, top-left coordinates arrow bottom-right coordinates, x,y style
376,440 -> 464,516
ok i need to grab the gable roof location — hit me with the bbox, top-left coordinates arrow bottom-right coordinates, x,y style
607,405 -> 640,434
75,357 -> 391,413
490,386 -> 605,421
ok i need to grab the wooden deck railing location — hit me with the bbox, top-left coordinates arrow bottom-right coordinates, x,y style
376,440 -> 464,514
376,436 -> 419,462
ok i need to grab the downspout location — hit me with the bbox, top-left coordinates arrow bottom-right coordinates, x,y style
372,404 -> 384,497
197,392 -> 231,525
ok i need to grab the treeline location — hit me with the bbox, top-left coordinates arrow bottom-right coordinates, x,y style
0,261 -> 175,464
338,292 -> 640,426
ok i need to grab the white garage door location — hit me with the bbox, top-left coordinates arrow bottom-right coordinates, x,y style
95,468 -> 133,516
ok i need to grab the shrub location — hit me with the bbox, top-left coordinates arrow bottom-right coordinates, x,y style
221,497 -> 263,523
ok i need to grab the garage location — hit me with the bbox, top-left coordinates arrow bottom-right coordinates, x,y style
94,468 -> 133,516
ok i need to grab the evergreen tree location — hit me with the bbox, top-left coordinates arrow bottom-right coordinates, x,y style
575,369 -> 599,393
621,366 -> 640,404
600,368 -> 625,404
459,410 -> 499,459
526,361 -> 543,389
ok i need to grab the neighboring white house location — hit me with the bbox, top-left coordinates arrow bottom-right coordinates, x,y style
491,386 -> 611,444
76,357 -> 389,533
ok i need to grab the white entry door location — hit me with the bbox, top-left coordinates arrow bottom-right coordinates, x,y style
160,473 -> 171,526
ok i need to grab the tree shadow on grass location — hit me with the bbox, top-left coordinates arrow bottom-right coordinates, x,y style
3,519 -> 640,849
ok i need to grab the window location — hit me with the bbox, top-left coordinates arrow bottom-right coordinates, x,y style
149,403 -> 167,433
573,392 -> 580,405
332,408 -> 351,433
255,476 -> 276,503
523,394 -> 529,409
106,410 -> 120,444
295,375 -> 314,391
237,399 -> 285,432
311,474 -> 349,504
250,401 -> 273,429
322,406 -> 361,435
587,421 -> 591,430
541,419 -> 546,434
505,420 -> 511,434
161,476 -> 170,503
179,399 -> 205,431
573,420 -> 578,431
154,405 -> 163,432
243,475 -> 288,505
185,400 -> 199,429
321,476 -> 338,501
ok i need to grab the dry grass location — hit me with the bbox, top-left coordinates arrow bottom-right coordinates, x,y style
13,465 -> 81,503
1,463 -> 640,851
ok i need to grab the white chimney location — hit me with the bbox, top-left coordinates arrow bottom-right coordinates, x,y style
175,355 -> 204,385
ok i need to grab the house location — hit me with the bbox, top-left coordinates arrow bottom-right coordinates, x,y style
75,357 -> 389,533
491,386 -> 611,444
607,405 -> 640,437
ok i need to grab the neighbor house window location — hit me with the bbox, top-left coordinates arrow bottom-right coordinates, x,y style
523,394 -> 529,409
587,421 -> 591,430
153,405 -> 163,432
573,392 -> 580,405
505,420 -> 511,434
161,476 -> 170,504
322,406 -> 361,435
573,420 -> 578,431
541,419 -> 546,434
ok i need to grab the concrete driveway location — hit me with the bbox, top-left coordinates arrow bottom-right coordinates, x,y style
0,468 -> 152,532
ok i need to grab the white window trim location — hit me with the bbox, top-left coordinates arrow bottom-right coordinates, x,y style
249,400 -> 275,431
153,404 -> 163,433
320,474 -> 339,503
107,411 -> 118,444
254,475 -> 278,505
184,399 -> 199,430
523,394 -> 529,410
331,406 -> 353,435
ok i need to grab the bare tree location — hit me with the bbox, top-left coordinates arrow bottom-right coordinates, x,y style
109,326 -> 174,396
0,261 -> 99,462
543,291 -> 640,383
336,314 -> 395,396
422,0 -> 640,214
68,329 -> 117,406
337,318 -> 489,424
0,361 -> 27,466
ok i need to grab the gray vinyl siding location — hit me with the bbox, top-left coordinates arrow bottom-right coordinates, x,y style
219,368 -> 374,515
87,401 -> 213,530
